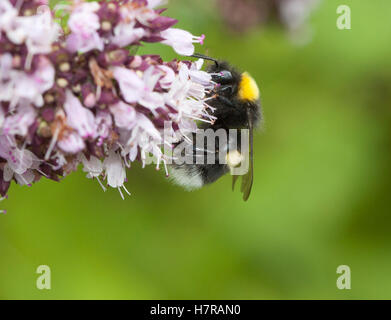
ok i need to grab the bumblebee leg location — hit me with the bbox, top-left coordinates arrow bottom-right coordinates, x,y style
216,95 -> 236,108
217,84 -> 233,94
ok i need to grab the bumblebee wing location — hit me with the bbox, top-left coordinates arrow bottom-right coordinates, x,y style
232,174 -> 239,191
240,123 -> 253,201
231,154 -> 253,201
231,108 -> 254,201
240,157 -> 253,201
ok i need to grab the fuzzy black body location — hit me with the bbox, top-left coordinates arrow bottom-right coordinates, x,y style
170,58 -> 261,199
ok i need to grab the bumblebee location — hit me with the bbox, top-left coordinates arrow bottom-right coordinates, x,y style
170,54 -> 262,201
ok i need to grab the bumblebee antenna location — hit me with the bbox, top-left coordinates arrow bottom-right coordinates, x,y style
191,53 -> 219,67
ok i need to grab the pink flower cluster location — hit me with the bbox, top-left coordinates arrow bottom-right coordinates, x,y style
0,0 -> 213,205
217,0 -> 320,36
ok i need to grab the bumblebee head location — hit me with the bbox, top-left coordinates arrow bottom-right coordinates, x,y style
191,54 -> 260,111
207,62 -> 259,103
238,72 -> 259,103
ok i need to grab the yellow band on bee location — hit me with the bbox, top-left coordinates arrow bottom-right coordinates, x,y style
238,72 -> 259,102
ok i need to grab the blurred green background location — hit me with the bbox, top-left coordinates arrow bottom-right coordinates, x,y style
1,0 -> 391,299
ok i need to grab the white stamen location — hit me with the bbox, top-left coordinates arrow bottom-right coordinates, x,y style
45,127 -> 60,160
36,168 -> 48,178
122,185 -> 131,196
8,98 -> 17,114
186,115 -> 214,124
96,177 -> 107,192
118,187 -> 124,200
193,147 -> 215,154
141,149 -> 146,168
179,130 -> 193,144
6,134 -> 14,147
162,158 -> 169,177
156,156 -> 161,170
25,52 -> 33,71
124,156 -> 131,168
96,85 -> 102,101
203,102 -> 216,112
18,173 -> 29,185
